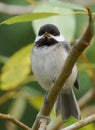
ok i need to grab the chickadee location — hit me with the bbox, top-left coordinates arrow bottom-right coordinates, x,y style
31,24 -> 81,120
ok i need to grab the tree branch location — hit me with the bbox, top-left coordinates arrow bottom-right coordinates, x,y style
49,120 -> 63,130
0,2 -> 34,15
78,88 -> 95,109
0,113 -> 31,130
49,88 -> 95,130
32,8 -> 94,130
61,114 -> 95,130
82,105 -> 95,116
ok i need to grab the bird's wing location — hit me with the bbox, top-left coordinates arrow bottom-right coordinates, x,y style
62,41 -> 80,89
62,41 -> 71,52
74,75 -> 80,89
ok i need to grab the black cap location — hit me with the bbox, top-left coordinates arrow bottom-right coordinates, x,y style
38,24 -> 60,36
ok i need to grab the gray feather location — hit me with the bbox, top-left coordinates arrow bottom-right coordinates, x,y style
54,88 -> 81,120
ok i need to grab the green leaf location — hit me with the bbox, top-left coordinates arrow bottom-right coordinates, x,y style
29,96 -> 43,110
50,0 -> 86,11
80,122 -> 95,130
65,116 -> 95,130
9,96 -> 26,119
21,85 -> 44,110
32,4 -> 76,42
0,55 -> 9,64
1,44 -> 33,90
0,12 -> 59,25
78,63 -> 95,70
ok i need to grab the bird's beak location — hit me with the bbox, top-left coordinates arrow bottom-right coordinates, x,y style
43,32 -> 52,39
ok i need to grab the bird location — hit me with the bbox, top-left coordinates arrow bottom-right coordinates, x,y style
30,24 -> 81,120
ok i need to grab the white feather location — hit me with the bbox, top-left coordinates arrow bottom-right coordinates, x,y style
34,34 -> 65,43
52,35 -> 65,42
31,43 -> 77,90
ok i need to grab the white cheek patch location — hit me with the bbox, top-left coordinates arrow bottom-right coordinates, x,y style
34,34 -> 65,43
34,35 -> 43,42
52,35 -> 65,42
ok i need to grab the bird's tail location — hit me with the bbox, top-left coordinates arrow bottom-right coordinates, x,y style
54,88 -> 81,120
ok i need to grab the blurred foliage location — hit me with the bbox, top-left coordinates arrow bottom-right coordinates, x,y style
49,0 -> 85,10
0,0 -> 95,130
0,12 -> 59,25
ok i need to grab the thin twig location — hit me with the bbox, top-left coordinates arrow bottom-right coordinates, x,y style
49,120 -> 63,130
82,105 -> 95,116
0,2 -> 34,15
61,114 -> 95,130
0,113 -> 31,130
78,88 -> 95,109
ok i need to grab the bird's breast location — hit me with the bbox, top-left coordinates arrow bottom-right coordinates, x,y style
31,44 -> 68,90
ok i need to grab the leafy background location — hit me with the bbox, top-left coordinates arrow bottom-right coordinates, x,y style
0,0 -> 95,130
